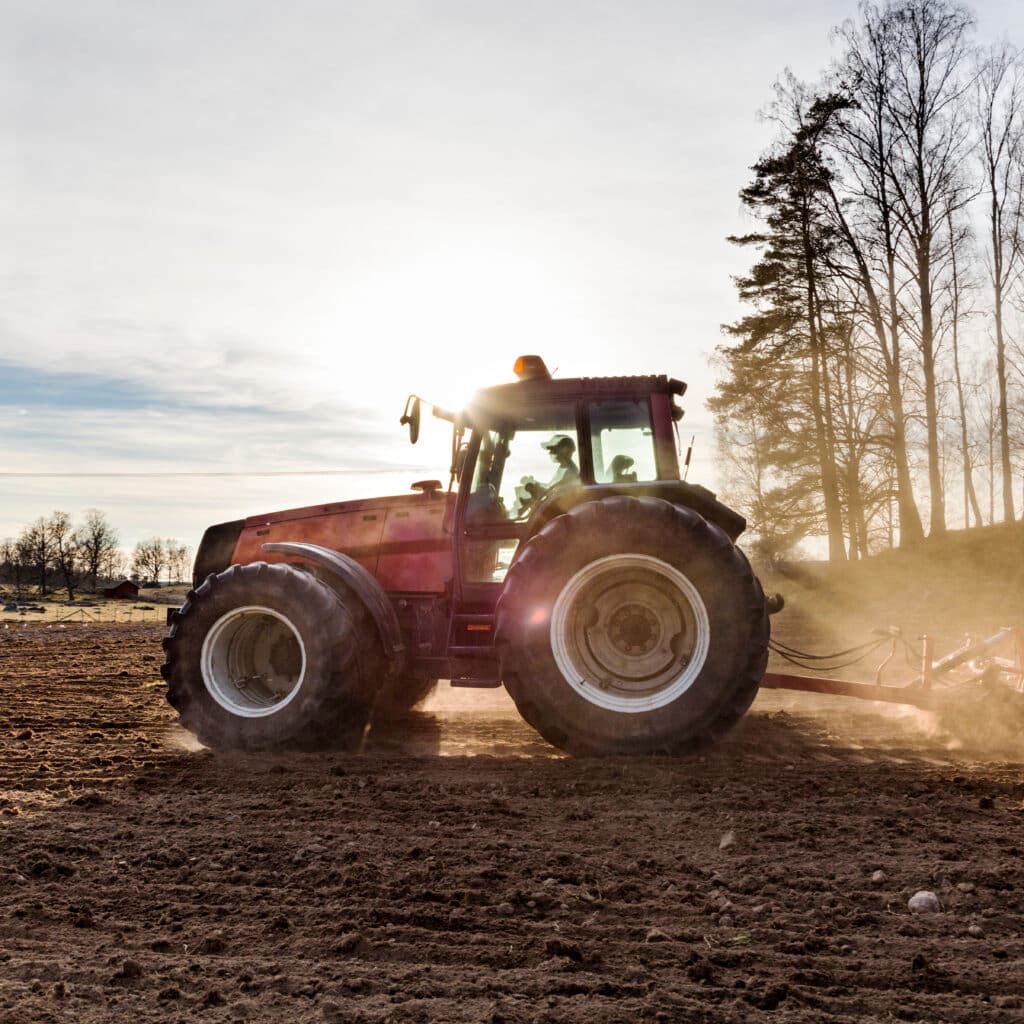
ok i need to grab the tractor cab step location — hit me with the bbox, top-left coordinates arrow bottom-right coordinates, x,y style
449,654 -> 502,688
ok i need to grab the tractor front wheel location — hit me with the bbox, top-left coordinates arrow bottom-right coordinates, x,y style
495,497 -> 768,756
161,562 -> 380,750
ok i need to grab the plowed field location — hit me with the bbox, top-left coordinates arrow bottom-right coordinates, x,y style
1,623 -> 1023,1023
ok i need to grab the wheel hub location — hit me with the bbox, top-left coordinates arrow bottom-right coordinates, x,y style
200,606 -> 307,718
607,603 -> 659,655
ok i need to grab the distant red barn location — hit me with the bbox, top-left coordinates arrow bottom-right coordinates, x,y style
101,579 -> 139,600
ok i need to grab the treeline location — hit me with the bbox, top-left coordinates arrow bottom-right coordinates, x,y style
712,0 -> 1023,563
0,509 -> 191,601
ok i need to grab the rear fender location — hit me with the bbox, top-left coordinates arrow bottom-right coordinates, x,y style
261,542 -> 404,661
524,483 -> 747,542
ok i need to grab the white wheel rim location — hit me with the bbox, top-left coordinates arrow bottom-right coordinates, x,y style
549,554 -> 710,713
200,605 -> 307,718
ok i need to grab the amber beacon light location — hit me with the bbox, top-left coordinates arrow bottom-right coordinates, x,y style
513,355 -> 551,381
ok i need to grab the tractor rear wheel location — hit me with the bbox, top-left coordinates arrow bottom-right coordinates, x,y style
495,497 -> 768,756
161,562 -> 380,751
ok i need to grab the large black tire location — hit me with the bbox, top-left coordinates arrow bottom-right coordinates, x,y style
161,562 -> 381,751
495,497 -> 768,756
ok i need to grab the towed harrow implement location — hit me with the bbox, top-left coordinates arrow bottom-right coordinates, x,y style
762,626 -> 1024,713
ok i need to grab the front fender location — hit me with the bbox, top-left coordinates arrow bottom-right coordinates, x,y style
261,542 -> 404,660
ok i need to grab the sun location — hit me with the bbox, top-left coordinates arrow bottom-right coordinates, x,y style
322,239 -> 588,416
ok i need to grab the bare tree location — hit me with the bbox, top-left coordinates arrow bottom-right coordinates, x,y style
828,8 -> 928,545
47,510 -> 82,602
132,538 -> 167,584
20,518 -> 52,596
977,41 -> 1024,523
12,535 -> 33,598
166,542 -> 192,584
78,509 -> 120,592
103,548 -> 129,583
0,538 -> 14,588
879,0 -> 977,537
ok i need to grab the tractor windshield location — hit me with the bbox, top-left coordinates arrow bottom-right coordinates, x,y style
467,408 -> 580,523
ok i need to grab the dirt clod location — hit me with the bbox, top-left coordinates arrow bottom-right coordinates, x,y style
196,931 -> 228,954
111,959 -> 143,982
544,936 -> 584,961
334,932 -> 364,955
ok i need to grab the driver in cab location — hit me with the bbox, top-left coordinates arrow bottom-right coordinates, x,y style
514,434 -> 580,514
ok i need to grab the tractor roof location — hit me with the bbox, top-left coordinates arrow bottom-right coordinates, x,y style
467,374 -> 686,423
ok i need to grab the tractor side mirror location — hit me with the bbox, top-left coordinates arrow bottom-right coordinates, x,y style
400,396 -> 421,445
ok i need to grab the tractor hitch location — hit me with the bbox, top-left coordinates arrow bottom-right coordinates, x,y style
761,627 -> 1023,711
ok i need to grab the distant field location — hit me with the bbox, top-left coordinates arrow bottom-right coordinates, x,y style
0,585 -> 191,626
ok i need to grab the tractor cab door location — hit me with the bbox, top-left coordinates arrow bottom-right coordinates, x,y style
453,394 -> 672,603
454,403 -> 583,609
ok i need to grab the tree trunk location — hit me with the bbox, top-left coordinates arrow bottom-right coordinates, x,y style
801,195 -> 847,561
913,128 -> 945,537
948,208 -> 983,528
808,330 -> 847,560
984,72 -> 1018,524
994,281 -> 1015,523
917,269 -> 946,537
886,260 -> 926,547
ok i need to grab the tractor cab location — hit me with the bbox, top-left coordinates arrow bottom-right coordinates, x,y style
450,358 -> 687,593
400,356 -> 746,628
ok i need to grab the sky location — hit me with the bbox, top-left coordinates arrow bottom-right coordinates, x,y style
2,0 -> 1022,553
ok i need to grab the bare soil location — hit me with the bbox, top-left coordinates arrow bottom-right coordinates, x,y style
1,622 -> 1023,1023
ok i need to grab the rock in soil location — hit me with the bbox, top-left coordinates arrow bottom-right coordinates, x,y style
908,890 -> 942,914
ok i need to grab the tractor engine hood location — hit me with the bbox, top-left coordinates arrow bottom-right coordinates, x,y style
193,488 -> 453,589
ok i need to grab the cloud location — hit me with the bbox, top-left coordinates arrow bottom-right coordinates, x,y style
0,0 -> 858,548
0,357 -> 452,546
0,356 -> 429,465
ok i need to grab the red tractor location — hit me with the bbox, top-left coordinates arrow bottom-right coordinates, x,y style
162,357 -> 771,755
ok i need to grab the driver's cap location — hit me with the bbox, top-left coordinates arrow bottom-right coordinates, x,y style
541,433 -> 576,454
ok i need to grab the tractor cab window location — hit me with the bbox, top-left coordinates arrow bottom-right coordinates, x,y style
467,414 -> 580,524
463,414 -> 579,583
589,399 -> 658,483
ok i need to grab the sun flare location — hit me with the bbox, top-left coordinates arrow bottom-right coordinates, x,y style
322,240 -> 589,415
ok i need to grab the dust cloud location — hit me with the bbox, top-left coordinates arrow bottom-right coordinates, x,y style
163,726 -> 207,753
365,682 -> 560,758
759,523 -> 1024,759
